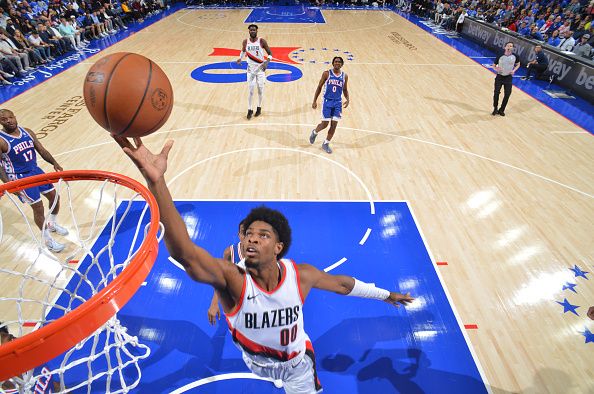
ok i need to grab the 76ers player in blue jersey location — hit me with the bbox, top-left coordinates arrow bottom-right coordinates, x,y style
309,57 -> 350,154
0,110 -> 68,252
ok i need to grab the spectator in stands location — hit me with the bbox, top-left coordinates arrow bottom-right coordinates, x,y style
558,19 -> 571,35
530,25 -> 544,41
58,17 -> 81,49
28,30 -> 54,61
0,29 -> 32,74
522,45 -> 550,80
539,15 -> 555,34
572,33 -> 592,57
557,30 -> 576,50
547,29 -> 561,46
518,21 -> 531,36
12,29 -> 47,65
104,4 -> 128,30
37,22 -> 64,55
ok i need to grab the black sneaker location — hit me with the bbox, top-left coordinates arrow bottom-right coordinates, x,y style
254,107 -> 261,117
521,76 -> 528,80
498,109 -> 505,116
247,109 -> 253,120
491,108 -> 498,116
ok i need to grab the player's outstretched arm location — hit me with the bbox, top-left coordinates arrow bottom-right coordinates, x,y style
113,137 -> 240,291
297,263 -> 414,307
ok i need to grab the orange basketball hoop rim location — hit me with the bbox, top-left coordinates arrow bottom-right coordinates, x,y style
0,170 -> 160,381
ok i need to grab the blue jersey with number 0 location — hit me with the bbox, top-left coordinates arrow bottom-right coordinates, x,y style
323,70 -> 344,101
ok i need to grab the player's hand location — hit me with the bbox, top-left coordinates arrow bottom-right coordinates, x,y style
383,292 -> 414,308
113,137 -> 173,185
588,306 -> 594,320
53,164 -> 63,172
343,99 -> 349,108
236,58 -> 241,64
312,102 -> 317,109
208,305 -> 220,325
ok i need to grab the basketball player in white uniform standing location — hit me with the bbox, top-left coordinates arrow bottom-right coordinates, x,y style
114,137 -> 415,393
237,24 -> 273,120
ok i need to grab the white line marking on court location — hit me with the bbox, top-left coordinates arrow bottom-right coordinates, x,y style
550,131 -> 589,134
324,257 -> 348,272
359,228 -> 372,245
407,202 -> 492,393
168,256 -> 185,271
470,56 -> 496,59
170,372 -> 273,393
176,8 -> 395,34
53,123 -> 594,200
166,146 -> 376,215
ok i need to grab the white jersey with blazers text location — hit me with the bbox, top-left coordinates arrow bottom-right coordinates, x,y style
245,37 -> 265,67
226,259 -> 307,361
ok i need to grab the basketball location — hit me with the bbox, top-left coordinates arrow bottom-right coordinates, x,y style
83,52 -> 173,138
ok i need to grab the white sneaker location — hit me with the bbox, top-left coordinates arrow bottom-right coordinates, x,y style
47,222 -> 69,236
45,237 -> 65,253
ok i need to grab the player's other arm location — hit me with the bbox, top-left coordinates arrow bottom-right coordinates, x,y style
312,71 -> 329,109
0,140 -> 8,183
113,137 -> 242,294
237,39 -> 247,64
261,38 -> 273,68
342,73 -> 350,108
28,129 -> 63,171
297,264 -> 414,307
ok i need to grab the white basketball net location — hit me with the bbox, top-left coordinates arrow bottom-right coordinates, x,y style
0,177 -> 160,393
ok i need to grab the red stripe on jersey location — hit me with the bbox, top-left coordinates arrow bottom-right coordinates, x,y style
305,340 -> 322,391
246,52 -> 264,63
226,273 -> 247,317
252,260 -> 287,295
292,260 -> 305,304
227,323 -> 301,361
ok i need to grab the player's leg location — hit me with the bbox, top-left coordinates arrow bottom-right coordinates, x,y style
27,194 -> 65,253
247,69 -> 256,119
321,102 -> 341,153
42,188 -> 69,236
255,70 -> 265,117
309,101 -> 331,144
283,353 -> 322,394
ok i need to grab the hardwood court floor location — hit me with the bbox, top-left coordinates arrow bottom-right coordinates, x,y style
1,7 -> 593,393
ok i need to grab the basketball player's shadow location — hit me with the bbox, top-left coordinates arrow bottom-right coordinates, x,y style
312,315 -> 499,393
423,95 -> 532,126
242,126 -> 301,147
118,314 -> 246,391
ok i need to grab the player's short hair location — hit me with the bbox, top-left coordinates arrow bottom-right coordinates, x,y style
248,24 -> 258,30
243,206 -> 292,259
505,42 -> 514,47
238,218 -> 247,234
332,56 -> 344,64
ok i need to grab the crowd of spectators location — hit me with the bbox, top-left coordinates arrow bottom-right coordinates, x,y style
404,0 -> 594,60
0,0 -> 168,86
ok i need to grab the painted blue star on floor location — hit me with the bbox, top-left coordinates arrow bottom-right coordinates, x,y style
582,328 -> 594,344
562,282 -> 578,293
556,298 -> 580,316
569,265 -> 589,279
289,48 -> 355,66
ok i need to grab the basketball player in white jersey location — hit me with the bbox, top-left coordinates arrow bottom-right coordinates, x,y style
207,219 -> 247,325
113,136 -> 414,393
237,24 -> 273,120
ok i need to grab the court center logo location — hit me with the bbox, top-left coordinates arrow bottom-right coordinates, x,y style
191,47 -> 304,84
